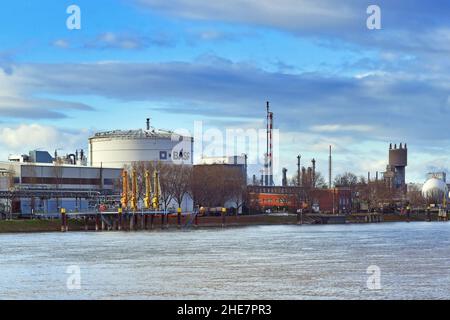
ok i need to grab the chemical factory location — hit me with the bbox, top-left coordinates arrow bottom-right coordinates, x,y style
0,120 -> 195,216
0,102 -> 449,220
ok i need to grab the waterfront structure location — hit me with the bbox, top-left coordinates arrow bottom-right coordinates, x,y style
0,160 -> 122,215
88,119 -> 193,168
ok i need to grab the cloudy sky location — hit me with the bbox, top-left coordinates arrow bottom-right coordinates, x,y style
1,0 -> 450,183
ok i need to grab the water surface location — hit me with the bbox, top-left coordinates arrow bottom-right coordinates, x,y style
1,222 -> 449,299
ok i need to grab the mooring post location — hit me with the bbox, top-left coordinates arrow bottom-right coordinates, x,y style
84,216 -> 88,231
130,212 -> 135,231
118,208 -> 122,231
60,208 -> 67,232
161,213 -> 165,230
150,213 -> 154,230
221,207 -> 227,227
95,213 -> 100,231
177,207 -> 182,229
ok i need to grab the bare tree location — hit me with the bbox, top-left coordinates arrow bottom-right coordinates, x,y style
226,167 -> 247,214
407,184 -> 426,209
170,164 -> 192,210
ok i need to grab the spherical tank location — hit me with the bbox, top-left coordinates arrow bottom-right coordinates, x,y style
421,178 -> 448,203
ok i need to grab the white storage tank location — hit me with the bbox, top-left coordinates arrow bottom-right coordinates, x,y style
421,178 -> 448,203
88,127 -> 193,169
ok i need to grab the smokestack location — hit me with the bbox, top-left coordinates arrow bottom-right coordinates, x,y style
282,168 -> 288,187
312,159 -> 316,188
368,172 -> 371,183
307,167 -> 313,188
265,101 -> 270,186
302,167 -> 306,187
146,118 -> 150,130
252,174 -> 256,185
297,155 -> 301,187
329,145 -> 332,189
376,171 -> 379,181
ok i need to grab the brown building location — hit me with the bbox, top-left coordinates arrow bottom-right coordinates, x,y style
247,185 -> 352,214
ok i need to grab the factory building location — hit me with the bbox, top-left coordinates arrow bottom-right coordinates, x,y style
88,119 -> 193,169
0,159 -> 122,215
247,185 -> 352,214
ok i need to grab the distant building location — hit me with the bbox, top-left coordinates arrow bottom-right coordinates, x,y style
427,172 -> 446,182
383,143 -> 407,194
247,185 -> 352,214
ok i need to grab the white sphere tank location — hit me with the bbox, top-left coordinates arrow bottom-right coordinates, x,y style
421,178 -> 448,202
88,129 -> 193,168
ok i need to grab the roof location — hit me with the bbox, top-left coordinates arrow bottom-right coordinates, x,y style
89,129 -> 192,141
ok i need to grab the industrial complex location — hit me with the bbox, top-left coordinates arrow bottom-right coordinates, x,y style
0,102 -> 449,223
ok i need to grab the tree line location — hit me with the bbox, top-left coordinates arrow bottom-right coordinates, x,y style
122,162 -> 247,212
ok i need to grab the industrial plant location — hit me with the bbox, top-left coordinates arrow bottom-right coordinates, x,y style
0,102 -> 448,225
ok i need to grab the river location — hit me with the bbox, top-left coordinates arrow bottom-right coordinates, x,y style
0,222 -> 449,299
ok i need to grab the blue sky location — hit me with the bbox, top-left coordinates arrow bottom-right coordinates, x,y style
1,0 -> 450,183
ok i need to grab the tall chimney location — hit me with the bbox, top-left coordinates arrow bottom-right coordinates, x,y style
297,155 -> 301,187
302,167 -> 306,187
146,118 -> 150,130
282,168 -> 288,187
312,159 -> 316,188
329,145 -> 332,189
307,167 -> 313,188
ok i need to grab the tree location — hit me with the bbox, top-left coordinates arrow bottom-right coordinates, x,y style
170,164 -> 192,210
226,167 -> 247,214
407,184 -> 426,208
334,172 -> 358,187
314,172 -> 327,189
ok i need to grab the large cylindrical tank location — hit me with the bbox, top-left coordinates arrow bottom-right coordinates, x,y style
421,178 -> 448,203
389,148 -> 407,166
88,129 -> 193,168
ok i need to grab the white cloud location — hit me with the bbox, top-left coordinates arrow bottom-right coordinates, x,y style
0,124 -> 89,158
310,124 -> 374,133
52,39 -> 70,49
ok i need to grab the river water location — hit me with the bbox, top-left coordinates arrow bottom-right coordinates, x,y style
0,222 -> 449,300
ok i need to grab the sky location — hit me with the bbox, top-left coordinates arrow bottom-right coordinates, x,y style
1,0 -> 450,183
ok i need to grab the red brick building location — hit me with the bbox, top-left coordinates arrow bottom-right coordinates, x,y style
247,185 -> 352,214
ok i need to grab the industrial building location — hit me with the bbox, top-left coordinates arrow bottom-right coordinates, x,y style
88,119 -> 193,169
0,159 -> 122,215
0,119 -> 197,216
247,185 -> 352,214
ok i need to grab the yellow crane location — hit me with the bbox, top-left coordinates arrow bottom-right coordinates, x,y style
144,170 -> 152,209
152,170 -> 160,210
120,170 -> 129,209
131,169 -> 138,212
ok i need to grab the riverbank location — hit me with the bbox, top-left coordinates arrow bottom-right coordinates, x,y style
0,212 -> 444,234
0,215 -> 299,234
